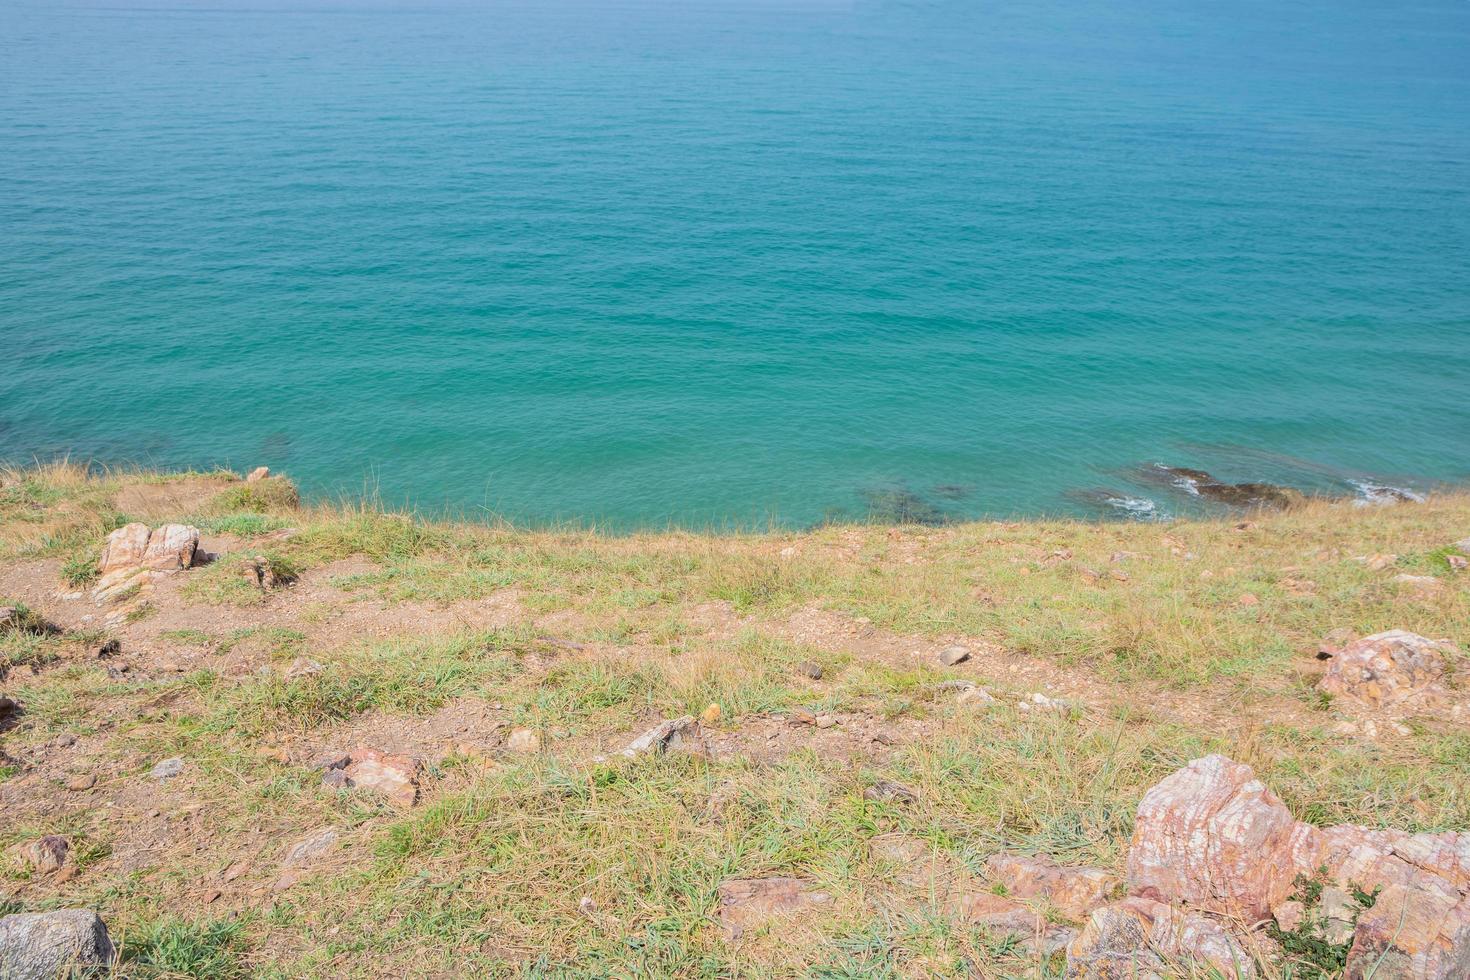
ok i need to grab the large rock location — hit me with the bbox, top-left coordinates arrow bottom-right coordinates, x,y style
0,909 -> 114,979
93,523 -> 199,603
987,853 -> 1119,920
1317,630 -> 1454,709
1065,896 -> 1255,979
1129,756 -> 1470,978
1127,754 -> 1299,920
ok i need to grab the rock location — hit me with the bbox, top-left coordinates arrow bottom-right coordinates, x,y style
863,780 -> 917,805
955,892 -> 1074,955
92,638 -> 120,659
1449,555 -> 1468,572
1066,896 -> 1256,979
795,661 -> 824,680
937,645 -> 971,667
716,877 -> 832,941
789,708 -> 817,726
934,679 -> 976,693
150,757 -> 185,779
0,909 -> 114,979
65,773 -> 96,791
620,716 -> 706,758
957,687 -> 996,708
93,523 -> 199,603
241,556 -> 278,590
9,836 -> 69,875
700,703 -> 721,725
340,748 -> 420,805
814,713 -> 837,729
1144,465 -> 1303,510
309,751 -> 350,771
281,828 -> 337,867
986,853 -> 1119,920
0,696 -> 20,727
1237,592 -> 1260,608
246,466 -> 270,482
1393,573 -> 1442,592
284,657 -> 324,680
505,728 -> 541,753
1346,882 -> 1470,979
1126,754 -> 1299,920
1128,755 -> 1470,978
1317,630 -> 1453,708
1021,692 -> 1069,712
320,769 -> 350,790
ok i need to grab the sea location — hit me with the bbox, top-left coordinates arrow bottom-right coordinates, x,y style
4,0 -> 1469,528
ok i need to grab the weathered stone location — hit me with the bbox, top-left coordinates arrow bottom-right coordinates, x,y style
241,556 -> 277,590
795,661 -> 823,680
150,757 -> 185,779
246,466 -> 271,482
341,748 -> 420,805
284,657 -> 324,680
0,909 -> 114,980
1393,574 -> 1443,592
505,728 -> 541,753
1066,896 -> 1255,979
987,853 -> 1119,920
281,828 -> 337,867
1129,756 -> 1470,978
308,750 -> 350,771
320,768 -> 350,790
1345,883 -> 1470,979
1126,754 -> 1299,920
1317,630 -> 1453,708
9,836 -> 69,875
955,892 -> 1072,953
93,523 -> 199,603
700,703 -> 721,725
620,716 -> 705,758
937,645 -> 971,666
957,687 -> 996,708
64,773 -> 95,791
864,780 -> 917,805
716,877 -> 832,941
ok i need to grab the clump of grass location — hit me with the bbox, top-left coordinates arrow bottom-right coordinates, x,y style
208,478 -> 299,514
121,916 -> 249,980
59,550 -> 100,589
1265,868 -> 1379,978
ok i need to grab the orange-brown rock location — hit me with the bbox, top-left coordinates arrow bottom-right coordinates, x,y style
1317,630 -> 1454,708
1066,895 -> 1256,979
1130,755 -> 1470,978
1126,754 -> 1299,920
987,853 -> 1119,920
716,877 -> 831,941
339,748 -> 420,806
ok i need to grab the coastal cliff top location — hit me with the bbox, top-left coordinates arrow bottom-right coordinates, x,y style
1,462 -> 1468,976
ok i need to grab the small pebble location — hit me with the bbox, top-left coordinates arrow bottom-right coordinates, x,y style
150,758 -> 184,779
65,773 -> 97,791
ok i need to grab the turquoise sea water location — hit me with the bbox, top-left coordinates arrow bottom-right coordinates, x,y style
3,0 -> 1469,528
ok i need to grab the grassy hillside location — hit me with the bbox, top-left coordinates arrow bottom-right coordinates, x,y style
1,462 -> 1467,977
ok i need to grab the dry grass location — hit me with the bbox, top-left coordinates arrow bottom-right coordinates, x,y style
1,462 -> 1467,977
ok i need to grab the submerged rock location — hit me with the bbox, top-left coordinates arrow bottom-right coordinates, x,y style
1143,464 -> 1303,510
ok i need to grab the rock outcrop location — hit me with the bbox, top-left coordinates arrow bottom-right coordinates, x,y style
987,853 -> 1119,920
0,909 -> 114,980
1066,895 -> 1256,978
1114,754 -> 1470,979
620,716 -> 706,758
1317,630 -> 1454,709
1144,465 -> 1304,510
93,522 -> 200,603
